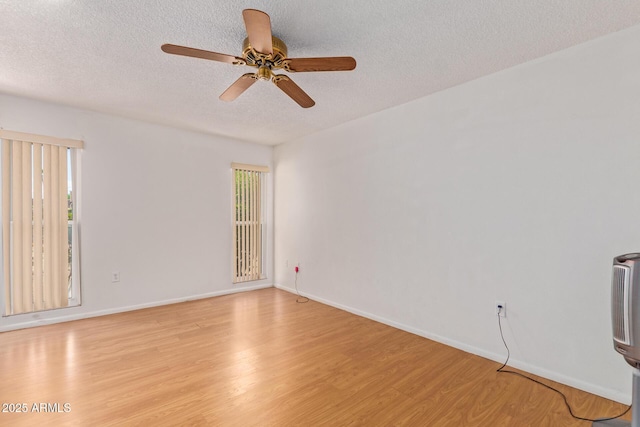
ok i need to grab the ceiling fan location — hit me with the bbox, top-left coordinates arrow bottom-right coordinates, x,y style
161,9 -> 356,108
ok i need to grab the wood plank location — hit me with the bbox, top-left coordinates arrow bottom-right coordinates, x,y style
0,288 -> 630,426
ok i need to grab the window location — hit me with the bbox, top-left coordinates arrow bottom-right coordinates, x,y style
232,163 -> 268,283
1,130 -> 82,316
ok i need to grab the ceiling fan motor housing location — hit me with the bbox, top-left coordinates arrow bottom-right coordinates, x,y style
242,36 -> 288,69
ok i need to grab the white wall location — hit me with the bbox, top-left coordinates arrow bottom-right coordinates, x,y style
0,93 -> 273,331
274,24 -> 640,403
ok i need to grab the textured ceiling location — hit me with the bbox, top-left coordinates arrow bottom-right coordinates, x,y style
1,1 -> 640,145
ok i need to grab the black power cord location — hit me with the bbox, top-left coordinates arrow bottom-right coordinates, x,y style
496,307 -> 631,423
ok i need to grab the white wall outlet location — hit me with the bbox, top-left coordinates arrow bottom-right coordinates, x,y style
286,260 -> 289,267
112,271 -> 120,283
495,301 -> 506,317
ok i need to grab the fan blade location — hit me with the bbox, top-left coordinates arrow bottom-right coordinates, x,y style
242,9 -> 273,55
161,44 -> 245,65
283,57 -> 356,72
220,73 -> 257,102
272,75 -> 315,108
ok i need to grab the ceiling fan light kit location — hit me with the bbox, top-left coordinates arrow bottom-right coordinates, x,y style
161,9 -> 356,108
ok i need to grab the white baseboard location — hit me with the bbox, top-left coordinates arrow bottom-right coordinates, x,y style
274,283 -> 631,405
1,283 -> 273,332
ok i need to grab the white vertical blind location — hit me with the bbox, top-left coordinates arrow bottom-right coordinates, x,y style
242,169 -> 247,279
2,141 -> 10,315
232,163 -> 268,283
20,141 -> 32,314
33,143 -> 43,312
1,130 -> 82,315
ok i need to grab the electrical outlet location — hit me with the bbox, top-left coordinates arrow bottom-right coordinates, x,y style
286,260 -> 289,267
112,271 -> 120,283
495,301 -> 506,317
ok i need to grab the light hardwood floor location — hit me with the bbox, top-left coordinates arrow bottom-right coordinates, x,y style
0,288 -> 631,426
